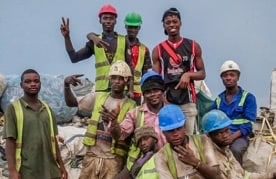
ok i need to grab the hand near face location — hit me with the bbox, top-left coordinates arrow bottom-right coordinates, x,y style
174,144 -> 198,166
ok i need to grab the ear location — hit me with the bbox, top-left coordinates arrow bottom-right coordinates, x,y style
99,18 -> 102,24
20,82 -> 23,88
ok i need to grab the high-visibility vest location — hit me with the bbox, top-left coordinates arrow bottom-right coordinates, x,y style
12,99 -> 56,171
82,93 -> 136,157
94,35 -> 126,91
215,90 -> 252,125
133,44 -> 146,94
137,135 -> 205,179
126,107 -> 145,170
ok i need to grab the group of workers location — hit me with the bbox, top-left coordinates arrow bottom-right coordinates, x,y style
2,3 -> 276,179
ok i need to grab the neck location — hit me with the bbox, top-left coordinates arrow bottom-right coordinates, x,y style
110,91 -> 124,99
147,102 -> 163,114
103,31 -> 115,36
225,86 -> 239,95
22,94 -> 39,104
168,35 -> 182,43
127,36 -> 137,45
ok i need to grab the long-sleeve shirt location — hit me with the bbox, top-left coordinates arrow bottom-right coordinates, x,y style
119,103 -> 166,150
211,86 -> 257,137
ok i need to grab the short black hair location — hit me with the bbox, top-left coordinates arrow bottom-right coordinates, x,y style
162,7 -> 181,22
20,69 -> 40,82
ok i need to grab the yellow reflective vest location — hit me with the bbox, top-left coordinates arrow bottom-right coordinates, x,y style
215,90 -> 252,125
82,93 -> 136,157
126,107 -> 145,170
133,44 -> 146,94
94,35 -> 126,91
12,99 -> 56,171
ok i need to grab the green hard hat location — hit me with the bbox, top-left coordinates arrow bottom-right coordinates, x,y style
124,12 -> 142,26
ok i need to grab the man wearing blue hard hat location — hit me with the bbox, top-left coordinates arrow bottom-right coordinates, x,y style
202,110 -> 276,179
109,70 -> 166,178
138,104 -> 222,178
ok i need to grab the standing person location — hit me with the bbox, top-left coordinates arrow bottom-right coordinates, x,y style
138,104 -> 222,179
124,12 -> 152,104
202,109 -> 276,179
152,7 -> 206,135
212,60 -> 257,165
72,61 -> 136,179
109,70 -> 166,173
60,4 -> 133,95
3,69 -> 67,179
87,12 -> 152,104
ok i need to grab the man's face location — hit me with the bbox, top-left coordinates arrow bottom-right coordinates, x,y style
110,75 -> 127,93
125,25 -> 140,39
209,127 -> 231,147
100,14 -> 116,33
20,73 -> 41,96
143,88 -> 163,107
163,15 -> 181,36
163,126 -> 185,147
138,136 -> 156,154
221,70 -> 239,88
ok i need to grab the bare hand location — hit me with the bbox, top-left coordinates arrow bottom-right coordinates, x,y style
175,73 -> 190,89
64,74 -> 84,87
60,17 -> 70,38
87,32 -> 109,49
127,91 -> 134,99
174,144 -> 198,166
100,104 -> 120,126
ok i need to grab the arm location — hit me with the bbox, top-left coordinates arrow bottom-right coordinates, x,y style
3,105 -> 20,179
152,46 -> 162,74
6,138 -> 20,179
60,17 -> 93,63
176,41 -> 206,89
64,74 -> 84,107
55,137 -> 68,179
141,47 -> 152,75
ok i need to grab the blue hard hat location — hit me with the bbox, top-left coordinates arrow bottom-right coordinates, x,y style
159,104 -> 186,131
140,70 -> 162,87
202,109 -> 232,133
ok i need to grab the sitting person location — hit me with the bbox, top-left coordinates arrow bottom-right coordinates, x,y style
202,109 -> 276,179
115,126 -> 158,179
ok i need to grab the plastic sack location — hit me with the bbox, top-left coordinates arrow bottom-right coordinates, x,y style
0,74 -> 77,123
196,90 -> 214,133
243,117 -> 276,173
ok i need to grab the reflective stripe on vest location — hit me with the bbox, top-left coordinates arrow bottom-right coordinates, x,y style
94,35 -> 126,91
133,45 -> 146,94
82,93 -> 136,157
126,107 -> 145,170
13,99 -> 56,171
215,90 -> 251,125
136,156 -> 158,179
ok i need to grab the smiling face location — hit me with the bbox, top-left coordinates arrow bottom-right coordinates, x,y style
221,70 -> 240,89
143,88 -> 163,107
20,72 -> 41,97
163,15 -> 181,37
100,13 -> 116,33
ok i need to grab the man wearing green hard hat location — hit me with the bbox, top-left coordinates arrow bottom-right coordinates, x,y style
124,12 -> 152,105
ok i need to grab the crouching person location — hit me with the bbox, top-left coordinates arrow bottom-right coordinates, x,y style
79,61 -> 136,179
115,126 -> 158,179
138,104 -> 222,179
202,109 -> 276,179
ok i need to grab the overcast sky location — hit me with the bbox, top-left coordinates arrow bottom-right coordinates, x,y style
1,0 -> 276,107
